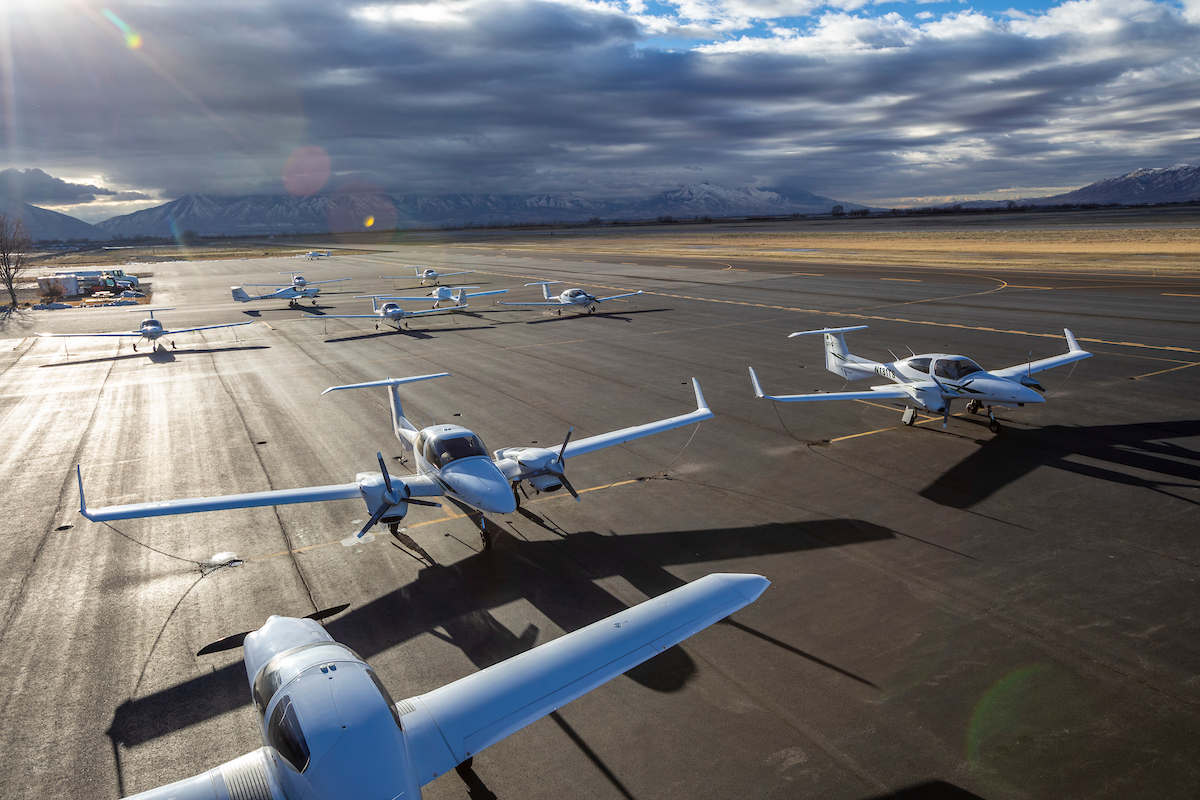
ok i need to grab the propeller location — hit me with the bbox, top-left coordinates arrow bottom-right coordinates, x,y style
197,604 -> 351,656
358,453 -> 440,538
551,427 -> 581,501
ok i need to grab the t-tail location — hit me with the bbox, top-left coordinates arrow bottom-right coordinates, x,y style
320,373 -> 450,448
788,325 -> 879,380
231,286 -> 254,302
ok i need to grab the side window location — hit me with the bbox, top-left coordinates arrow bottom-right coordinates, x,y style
268,696 -> 311,772
413,431 -> 426,457
934,360 -> 954,379
367,669 -> 403,730
908,358 -> 931,374
422,438 -> 439,466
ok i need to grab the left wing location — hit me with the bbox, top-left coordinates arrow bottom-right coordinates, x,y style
302,278 -> 352,285
560,378 -> 712,460
399,573 -> 770,785
595,290 -> 643,302
37,331 -> 141,339
992,328 -> 1092,379
462,289 -> 507,298
162,321 -> 255,335
498,301 -> 563,306
749,367 -> 913,403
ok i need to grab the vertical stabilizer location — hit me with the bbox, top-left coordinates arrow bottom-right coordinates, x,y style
321,373 -> 451,447
787,325 -> 876,380
231,287 -> 253,302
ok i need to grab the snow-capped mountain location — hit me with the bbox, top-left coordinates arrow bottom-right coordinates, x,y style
1043,164 -> 1200,205
0,198 -> 108,241
96,183 -> 858,236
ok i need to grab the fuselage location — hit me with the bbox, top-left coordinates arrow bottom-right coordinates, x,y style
408,424 -> 517,513
138,319 -> 165,340
872,353 -> 1044,410
558,288 -> 594,305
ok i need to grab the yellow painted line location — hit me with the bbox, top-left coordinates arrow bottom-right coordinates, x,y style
261,321 -> 275,330
791,272 -> 823,276
243,479 -> 641,563
583,260 -> 597,262
1163,293 -> 1200,298
549,258 -> 561,261
667,265 -> 690,268
1131,362 -> 1200,379
880,278 -> 920,282
1007,285 -> 1054,290
620,262 -> 639,265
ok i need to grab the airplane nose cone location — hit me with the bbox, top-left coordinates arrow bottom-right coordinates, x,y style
442,460 -> 517,514
1019,384 -> 1046,403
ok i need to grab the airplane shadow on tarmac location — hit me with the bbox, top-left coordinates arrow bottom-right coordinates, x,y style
919,419 -> 1200,509
106,517 -> 893,751
38,345 -> 270,367
320,324 -> 498,343
523,307 -> 674,325
862,781 -> 987,800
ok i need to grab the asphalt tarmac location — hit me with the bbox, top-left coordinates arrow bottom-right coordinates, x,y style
1,243 -> 1197,800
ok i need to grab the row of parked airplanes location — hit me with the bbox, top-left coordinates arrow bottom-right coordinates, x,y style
51,261 -> 1091,800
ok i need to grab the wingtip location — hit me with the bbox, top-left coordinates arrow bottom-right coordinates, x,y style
691,377 -> 709,412
748,367 -> 765,398
76,464 -> 87,516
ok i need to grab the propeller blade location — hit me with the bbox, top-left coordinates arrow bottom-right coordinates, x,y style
556,426 -> 574,463
306,604 -> 350,621
197,631 -> 250,656
559,472 -> 582,502
358,503 -> 390,538
406,498 -> 441,507
943,401 -> 951,429
376,452 -> 395,497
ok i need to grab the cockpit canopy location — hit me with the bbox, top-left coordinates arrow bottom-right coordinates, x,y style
566,288 -> 585,297
418,430 -> 489,468
933,357 -> 984,381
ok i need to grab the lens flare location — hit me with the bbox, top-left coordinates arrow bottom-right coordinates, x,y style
102,9 -> 143,49
364,216 -> 375,228
282,146 -> 331,197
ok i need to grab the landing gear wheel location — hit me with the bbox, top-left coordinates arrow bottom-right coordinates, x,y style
479,525 -> 493,550
171,340 -> 176,349
966,400 -> 981,415
133,343 -> 138,352
988,419 -> 1001,434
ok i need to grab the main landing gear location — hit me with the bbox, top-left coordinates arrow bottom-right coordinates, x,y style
965,400 -> 1002,433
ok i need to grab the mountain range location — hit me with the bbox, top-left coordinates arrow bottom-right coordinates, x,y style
2,165 -> 1197,241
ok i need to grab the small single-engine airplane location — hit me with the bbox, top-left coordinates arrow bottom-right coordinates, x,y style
501,281 -> 643,314
371,285 -> 507,309
37,307 -> 252,352
749,325 -> 1091,433
232,272 -> 351,307
77,372 -> 713,548
304,250 -> 332,259
120,572 -> 768,800
382,266 -> 476,286
314,296 -> 468,331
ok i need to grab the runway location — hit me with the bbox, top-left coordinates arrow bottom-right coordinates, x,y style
1,243 -> 1197,799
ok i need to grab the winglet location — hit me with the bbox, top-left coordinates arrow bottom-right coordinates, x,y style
1064,328 -> 1084,353
748,367 -> 766,398
692,377 -> 709,412
77,464 -> 89,518
321,372 -> 451,395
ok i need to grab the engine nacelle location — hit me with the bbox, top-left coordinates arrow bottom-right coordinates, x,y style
356,471 -> 410,523
529,474 -> 564,493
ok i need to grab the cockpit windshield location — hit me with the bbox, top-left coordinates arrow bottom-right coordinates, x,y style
934,358 -> 984,380
430,434 -> 488,467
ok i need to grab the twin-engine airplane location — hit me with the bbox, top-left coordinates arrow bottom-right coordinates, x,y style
501,281 -> 643,314
372,285 -> 507,309
749,325 -> 1091,432
232,272 -> 351,307
122,573 -> 768,800
304,250 -> 332,260
382,266 -> 475,286
78,372 -> 713,548
314,296 -> 467,331
37,308 -> 252,352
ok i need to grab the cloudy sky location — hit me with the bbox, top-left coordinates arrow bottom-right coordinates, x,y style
1,0 -> 1198,221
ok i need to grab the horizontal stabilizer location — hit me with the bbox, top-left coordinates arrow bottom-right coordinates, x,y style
320,372 -> 450,395
787,325 -> 869,338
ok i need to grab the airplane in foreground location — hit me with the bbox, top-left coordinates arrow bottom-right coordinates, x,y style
370,285 -> 507,309
78,372 -> 713,548
121,572 -> 768,800
501,281 -> 643,314
314,296 -> 468,331
232,272 -> 351,307
749,325 -> 1091,433
383,266 -> 476,286
37,308 -> 252,352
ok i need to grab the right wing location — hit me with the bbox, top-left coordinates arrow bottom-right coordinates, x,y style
399,573 -> 770,785
749,367 -> 912,402
37,332 -> 140,338
559,378 -> 712,459
498,301 -> 564,306
991,328 -> 1092,379
124,748 -> 282,800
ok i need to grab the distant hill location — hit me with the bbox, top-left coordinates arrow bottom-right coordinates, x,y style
0,198 -> 108,241
96,182 -> 861,236
1042,164 -> 1200,205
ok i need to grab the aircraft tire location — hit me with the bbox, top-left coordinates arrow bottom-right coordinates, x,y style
966,401 -> 981,414
988,419 -> 1001,434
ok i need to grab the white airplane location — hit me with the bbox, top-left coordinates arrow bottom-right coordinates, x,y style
77,372 -> 713,548
37,308 -> 252,352
501,281 -> 643,314
382,266 -> 476,286
121,572 -> 768,800
232,272 -> 351,307
315,296 -> 468,331
304,250 -> 332,259
371,285 -> 507,309
749,325 -> 1092,433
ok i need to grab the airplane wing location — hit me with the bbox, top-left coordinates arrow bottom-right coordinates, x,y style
241,283 -> 292,288
498,301 -> 564,306
595,290 -> 643,302
303,278 -> 352,285
991,329 -> 1093,379
749,367 -> 912,403
377,295 -> 439,301
436,270 -> 474,277
162,322 -> 256,335
75,465 -> 443,521
399,572 -> 770,786
37,331 -> 141,338
463,289 -> 507,298
124,748 -> 283,800
559,378 -> 713,460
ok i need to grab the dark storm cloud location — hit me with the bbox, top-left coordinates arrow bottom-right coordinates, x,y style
3,0 -> 1198,211
0,167 -> 150,203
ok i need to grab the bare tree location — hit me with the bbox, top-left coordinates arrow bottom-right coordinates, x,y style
0,213 -> 32,309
